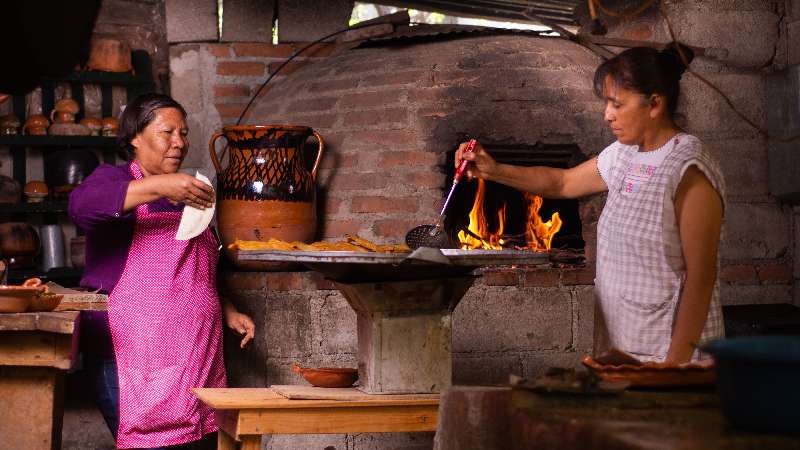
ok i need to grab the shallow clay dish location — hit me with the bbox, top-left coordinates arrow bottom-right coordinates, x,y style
582,355 -> 716,388
28,292 -> 64,312
0,278 -> 47,313
292,364 -> 358,388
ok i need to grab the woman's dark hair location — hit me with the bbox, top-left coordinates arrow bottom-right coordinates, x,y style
117,93 -> 187,160
593,42 -> 694,118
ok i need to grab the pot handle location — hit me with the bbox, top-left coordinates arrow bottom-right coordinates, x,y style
291,364 -> 303,374
310,130 -> 325,180
208,131 -> 226,174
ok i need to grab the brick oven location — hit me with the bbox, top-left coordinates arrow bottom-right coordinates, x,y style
215,28 -> 608,393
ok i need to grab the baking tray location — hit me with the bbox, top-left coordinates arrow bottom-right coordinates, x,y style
236,248 -> 549,282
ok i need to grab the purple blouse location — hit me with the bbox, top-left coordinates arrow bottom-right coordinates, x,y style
69,163 -> 183,294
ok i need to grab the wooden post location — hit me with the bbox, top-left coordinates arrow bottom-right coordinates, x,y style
0,367 -> 65,450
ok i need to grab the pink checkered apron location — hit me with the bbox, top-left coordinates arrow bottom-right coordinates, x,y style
109,162 -> 226,449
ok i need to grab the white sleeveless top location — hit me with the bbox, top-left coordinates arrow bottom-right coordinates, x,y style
595,133 -> 725,362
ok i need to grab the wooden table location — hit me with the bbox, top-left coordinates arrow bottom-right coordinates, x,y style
0,311 -> 80,450
193,387 -> 440,450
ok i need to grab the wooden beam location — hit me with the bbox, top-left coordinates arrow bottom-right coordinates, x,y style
236,405 -> 438,434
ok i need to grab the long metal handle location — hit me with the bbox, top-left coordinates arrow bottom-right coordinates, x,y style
438,139 -> 478,217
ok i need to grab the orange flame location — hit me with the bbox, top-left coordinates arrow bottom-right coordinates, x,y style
457,179 -> 562,251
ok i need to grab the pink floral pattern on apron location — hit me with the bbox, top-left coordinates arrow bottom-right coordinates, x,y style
109,162 -> 226,449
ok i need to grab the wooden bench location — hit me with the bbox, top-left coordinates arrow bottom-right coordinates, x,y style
193,387 -> 440,450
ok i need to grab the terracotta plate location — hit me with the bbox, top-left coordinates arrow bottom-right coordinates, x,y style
581,355 -> 716,387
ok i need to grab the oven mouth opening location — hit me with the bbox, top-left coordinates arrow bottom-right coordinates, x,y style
442,142 -> 586,253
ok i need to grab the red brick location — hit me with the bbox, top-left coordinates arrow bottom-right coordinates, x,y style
296,42 -> 337,58
350,196 -> 418,213
373,219 -> 419,239
522,269 -> 560,287
378,151 -> 440,168
215,103 -> 248,119
287,97 -> 338,113
217,61 -> 265,76
561,267 -> 595,285
339,90 -> 404,109
362,71 -> 425,87
323,220 -> 365,238
265,272 -> 310,291
214,84 -> 251,97
344,108 -> 408,128
348,130 -> 418,148
309,78 -> 360,93
284,113 -> 338,129
219,272 -> 266,290
268,61 -> 309,76
319,153 -> 358,170
482,270 -> 519,286
756,262 -> 792,284
323,197 -> 342,215
329,173 -> 389,190
720,264 -> 757,284
404,172 -> 445,189
233,43 -> 295,58
206,43 -> 232,58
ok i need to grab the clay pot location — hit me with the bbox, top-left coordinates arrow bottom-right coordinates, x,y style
44,149 -> 100,198
80,117 -> 102,136
209,125 -> 324,271
87,37 -> 132,73
22,114 -> 49,135
292,364 -> 358,388
0,279 -> 46,313
101,117 -> 118,137
0,223 -> 40,268
23,181 -> 48,203
0,114 -> 20,135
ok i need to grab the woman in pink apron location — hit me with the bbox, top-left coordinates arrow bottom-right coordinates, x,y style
70,93 -> 255,449
454,42 -> 725,364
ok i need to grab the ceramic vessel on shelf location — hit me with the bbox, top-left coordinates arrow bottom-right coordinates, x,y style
0,222 -> 40,269
23,181 -> 48,203
22,114 -> 49,135
70,236 -> 86,268
0,114 -> 20,135
44,149 -> 100,198
101,117 -> 118,136
87,37 -> 132,73
0,278 -> 47,313
292,364 -> 358,388
209,125 -> 325,271
50,98 -> 80,124
80,117 -> 102,136
0,176 -> 22,204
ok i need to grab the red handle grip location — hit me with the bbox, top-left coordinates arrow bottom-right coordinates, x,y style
454,139 -> 477,182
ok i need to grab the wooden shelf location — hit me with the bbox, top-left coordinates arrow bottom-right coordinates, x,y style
0,201 -> 69,214
0,135 -> 117,148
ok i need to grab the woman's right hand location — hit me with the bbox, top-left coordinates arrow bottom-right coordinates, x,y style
455,140 -> 498,181
156,173 -> 215,209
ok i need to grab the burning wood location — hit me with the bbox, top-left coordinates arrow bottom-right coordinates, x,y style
457,179 -> 562,251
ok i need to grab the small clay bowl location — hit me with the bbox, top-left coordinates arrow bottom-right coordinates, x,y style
292,364 -> 358,388
28,292 -> 63,312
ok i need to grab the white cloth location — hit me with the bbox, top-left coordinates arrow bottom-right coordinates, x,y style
595,133 -> 725,362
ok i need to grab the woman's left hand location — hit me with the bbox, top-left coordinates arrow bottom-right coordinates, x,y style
222,301 -> 255,348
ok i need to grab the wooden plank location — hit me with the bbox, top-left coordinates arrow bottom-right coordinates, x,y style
240,436 -> 261,450
0,366 -> 62,450
237,404 -> 438,434
217,428 -> 237,450
0,331 -> 75,369
215,409 -> 240,440
0,312 -> 78,334
194,388 -> 439,410
271,385 -> 440,401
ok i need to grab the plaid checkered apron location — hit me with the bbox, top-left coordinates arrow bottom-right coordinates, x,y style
595,134 -> 725,362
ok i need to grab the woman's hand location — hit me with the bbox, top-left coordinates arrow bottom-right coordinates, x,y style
455,140 -> 498,181
222,300 -> 255,348
156,173 -> 215,209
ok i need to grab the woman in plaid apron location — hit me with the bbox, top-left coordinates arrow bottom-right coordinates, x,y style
455,43 -> 724,363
